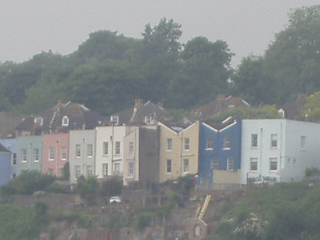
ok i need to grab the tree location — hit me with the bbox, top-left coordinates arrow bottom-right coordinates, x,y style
76,176 -> 99,205
99,177 -> 122,198
303,91 -> 320,122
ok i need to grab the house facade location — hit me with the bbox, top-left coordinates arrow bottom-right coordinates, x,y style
16,135 -> 43,174
95,126 -> 128,180
123,126 -> 159,188
241,119 -> 320,184
0,138 -> 17,179
0,144 -> 13,186
69,130 -> 96,184
42,133 -> 69,177
158,122 -> 199,183
197,119 -> 242,189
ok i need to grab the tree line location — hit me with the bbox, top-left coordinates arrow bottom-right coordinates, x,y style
0,6 -> 319,116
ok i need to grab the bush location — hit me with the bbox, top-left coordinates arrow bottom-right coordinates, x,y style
99,177 -> 123,197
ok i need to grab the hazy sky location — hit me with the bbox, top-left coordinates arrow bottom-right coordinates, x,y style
1,1 -> 319,67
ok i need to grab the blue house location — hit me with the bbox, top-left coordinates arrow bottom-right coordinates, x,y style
197,119 -> 242,189
0,138 -> 17,181
0,144 -> 13,186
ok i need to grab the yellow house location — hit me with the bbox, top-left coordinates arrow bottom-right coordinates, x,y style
158,121 -> 199,183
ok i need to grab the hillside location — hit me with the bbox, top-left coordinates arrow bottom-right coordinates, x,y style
1,182 -> 320,240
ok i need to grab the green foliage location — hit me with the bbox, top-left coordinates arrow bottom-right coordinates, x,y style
303,92 -> 320,122
212,106 -> 282,122
76,176 -> 99,205
62,162 -> 70,181
0,204 -> 40,240
1,171 -> 55,196
99,177 -> 123,197
210,183 -> 320,240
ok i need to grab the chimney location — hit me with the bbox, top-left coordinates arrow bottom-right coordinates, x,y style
134,99 -> 144,113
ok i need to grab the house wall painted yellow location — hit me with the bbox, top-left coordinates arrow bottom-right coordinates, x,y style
158,121 -> 199,183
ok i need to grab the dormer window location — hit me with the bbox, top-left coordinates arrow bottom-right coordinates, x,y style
110,115 -> 119,125
62,116 -> 69,127
144,115 -> 154,125
34,117 -> 43,126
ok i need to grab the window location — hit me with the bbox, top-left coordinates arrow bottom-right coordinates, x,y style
48,168 -> 54,175
269,158 -> 278,171
87,144 -> 93,157
223,136 -> 231,149
194,225 -> 201,237
250,158 -> 258,171
21,149 -> 27,162
75,165 -> 81,178
227,157 -> 234,171
206,136 -> 214,149
110,115 -> 119,125
103,142 -> 108,155
301,136 -> 306,150
61,147 -> 67,160
115,141 -> 121,154
166,159 -> 172,173
129,142 -> 134,154
184,138 -> 190,151
34,148 -> 39,162
183,158 -> 189,173
166,138 -> 173,151
49,147 -> 54,160
211,158 -> 219,169
62,116 -> 69,126
12,153 -> 17,165
75,144 -> 81,157
114,162 -> 120,174
102,163 -> 108,177
34,117 -> 43,126
144,115 -> 154,125
86,165 -> 93,176
271,134 -> 277,148
251,134 -> 258,148
128,162 -> 134,175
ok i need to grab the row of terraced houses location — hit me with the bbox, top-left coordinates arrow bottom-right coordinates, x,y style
1,96 -> 320,189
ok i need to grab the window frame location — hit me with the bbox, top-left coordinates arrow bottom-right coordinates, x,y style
269,157 -> 278,171
223,136 -> 231,149
75,144 -> 81,158
251,134 -> 258,148
87,144 -> 93,157
166,159 -> 172,173
184,137 -> 190,151
49,147 -> 54,161
166,138 -> 173,151
271,134 -> 278,148
115,141 -> 121,155
227,157 -> 234,171
250,157 -> 258,171
183,158 -> 189,173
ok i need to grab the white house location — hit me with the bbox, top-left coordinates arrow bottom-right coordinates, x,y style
95,125 -> 128,179
69,129 -> 96,184
241,119 -> 320,184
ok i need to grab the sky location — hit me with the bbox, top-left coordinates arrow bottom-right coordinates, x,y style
1,0 -> 319,67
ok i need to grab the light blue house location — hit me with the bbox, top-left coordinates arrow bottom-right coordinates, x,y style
16,135 -> 43,175
197,119 -> 242,189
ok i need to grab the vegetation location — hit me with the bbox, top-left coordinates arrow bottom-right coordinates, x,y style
208,183 -> 320,240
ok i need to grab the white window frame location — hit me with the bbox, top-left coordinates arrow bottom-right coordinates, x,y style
114,162 -> 120,174
75,165 -> 81,178
250,157 -> 258,171
206,136 -> 214,149
269,157 -> 278,171
211,157 -> 219,170
166,159 -> 172,173
115,141 -> 121,155
21,149 -> 27,163
87,144 -> 93,157
61,147 -> 67,160
102,163 -> 108,177
103,142 -> 108,155
110,115 -> 119,125
62,116 -> 69,127
223,136 -> 231,149
34,148 -> 39,162
183,158 -> 189,173
271,134 -> 278,148
184,138 -> 190,151
227,157 -> 234,171
86,165 -> 93,177
129,142 -> 134,154
166,138 -> 173,151
49,147 -> 54,161
75,144 -> 81,158
251,134 -> 258,148
128,162 -> 134,176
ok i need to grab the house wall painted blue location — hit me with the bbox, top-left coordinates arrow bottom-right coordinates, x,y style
0,144 -> 12,186
0,138 -> 17,178
198,119 -> 242,188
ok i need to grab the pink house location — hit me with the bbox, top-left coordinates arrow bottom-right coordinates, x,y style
42,133 -> 69,176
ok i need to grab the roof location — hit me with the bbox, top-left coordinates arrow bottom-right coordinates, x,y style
108,99 -> 174,126
0,112 -> 27,138
15,101 -> 106,135
189,95 -> 251,121
0,143 -> 10,153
